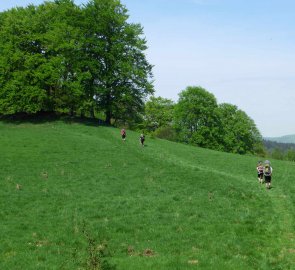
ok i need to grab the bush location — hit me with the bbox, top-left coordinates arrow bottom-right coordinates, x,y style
153,126 -> 177,141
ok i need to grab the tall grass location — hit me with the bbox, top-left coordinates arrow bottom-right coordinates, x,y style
0,120 -> 294,269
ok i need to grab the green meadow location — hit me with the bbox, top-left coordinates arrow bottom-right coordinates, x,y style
1,120 -> 294,270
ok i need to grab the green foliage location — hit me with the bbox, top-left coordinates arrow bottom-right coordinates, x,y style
1,120 -> 295,269
0,0 -> 153,122
153,88 -> 264,155
263,140 -> 295,161
0,6 -> 48,114
271,148 -> 285,160
153,126 -> 177,141
286,149 -> 295,161
0,1 -> 87,114
217,103 -> 263,154
81,0 -> 154,124
144,96 -> 174,132
174,86 -> 220,149
264,139 -> 295,161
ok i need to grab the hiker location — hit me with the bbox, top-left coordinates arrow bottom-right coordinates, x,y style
121,128 -> 126,141
263,160 -> 273,189
139,133 -> 145,147
256,161 -> 264,183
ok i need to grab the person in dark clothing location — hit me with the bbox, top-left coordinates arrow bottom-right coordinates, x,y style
139,134 -> 145,147
121,129 -> 126,141
264,160 -> 273,189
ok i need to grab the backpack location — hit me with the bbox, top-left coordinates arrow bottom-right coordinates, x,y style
264,164 -> 271,176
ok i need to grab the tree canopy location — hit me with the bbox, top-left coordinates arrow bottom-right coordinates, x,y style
144,96 -> 174,132
0,0 -> 154,124
174,86 -> 220,149
217,103 -> 262,154
145,86 -> 264,155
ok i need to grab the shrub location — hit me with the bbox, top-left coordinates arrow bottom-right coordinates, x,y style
153,126 -> 177,141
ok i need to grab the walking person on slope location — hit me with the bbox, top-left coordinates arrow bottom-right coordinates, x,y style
257,161 -> 264,184
263,160 -> 273,189
121,128 -> 126,142
139,133 -> 145,147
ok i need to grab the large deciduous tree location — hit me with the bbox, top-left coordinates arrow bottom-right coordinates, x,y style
173,87 -> 263,154
174,86 -> 220,149
41,0 -> 86,115
82,0 -> 154,124
217,103 -> 263,154
0,0 -> 153,122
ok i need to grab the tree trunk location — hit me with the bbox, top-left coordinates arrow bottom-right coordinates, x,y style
70,107 -> 74,117
90,107 -> 95,118
105,110 -> 112,125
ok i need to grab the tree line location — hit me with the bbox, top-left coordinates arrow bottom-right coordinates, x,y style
142,87 -> 263,155
0,0 -> 264,155
263,140 -> 295,161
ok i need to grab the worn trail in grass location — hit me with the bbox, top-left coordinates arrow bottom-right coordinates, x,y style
0,120 -> 294,270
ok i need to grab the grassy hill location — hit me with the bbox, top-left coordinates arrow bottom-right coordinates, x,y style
266,134 -> 295,144
1,120 -> 295,270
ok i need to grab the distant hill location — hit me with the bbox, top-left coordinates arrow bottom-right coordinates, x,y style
265,134 -> 295,144
263,139 -> 295,153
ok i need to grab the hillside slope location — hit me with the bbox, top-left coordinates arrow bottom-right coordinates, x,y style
266,134 -> 295,144
0,120 -> 294,270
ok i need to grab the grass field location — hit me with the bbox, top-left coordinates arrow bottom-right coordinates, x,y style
0,119 -> 294,270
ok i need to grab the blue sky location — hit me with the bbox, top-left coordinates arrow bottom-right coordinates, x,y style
1,0 -> 295,136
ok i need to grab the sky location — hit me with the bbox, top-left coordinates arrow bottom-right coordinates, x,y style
1,0 -> 295,137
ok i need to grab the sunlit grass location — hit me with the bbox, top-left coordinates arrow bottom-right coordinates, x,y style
0,120 -> 294,269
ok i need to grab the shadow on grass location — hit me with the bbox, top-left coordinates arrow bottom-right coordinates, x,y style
0,112 -> 108,128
